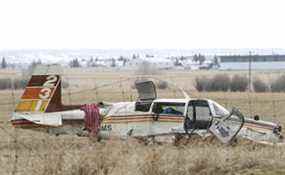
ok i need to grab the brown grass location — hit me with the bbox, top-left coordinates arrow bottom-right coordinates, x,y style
1,68 -> 285,175
1,136 -> 285,175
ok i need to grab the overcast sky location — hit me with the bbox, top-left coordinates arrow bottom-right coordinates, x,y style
0,0 -> 284,50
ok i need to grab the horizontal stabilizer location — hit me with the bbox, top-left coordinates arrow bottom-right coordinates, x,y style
13,112 -> 62,126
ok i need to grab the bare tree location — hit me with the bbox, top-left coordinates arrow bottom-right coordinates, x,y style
193,54 -> 206,65
1,57 -> 7,69
110,58 -> 116,67
69,58 -> 81,68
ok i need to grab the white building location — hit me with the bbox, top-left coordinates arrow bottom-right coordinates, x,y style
219,55 -> 285,70
125,57 -> 174,70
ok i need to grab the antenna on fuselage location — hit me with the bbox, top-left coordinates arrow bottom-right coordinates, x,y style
181,88 -> 190,99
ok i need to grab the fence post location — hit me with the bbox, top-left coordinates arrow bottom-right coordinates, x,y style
67,77 -> 72,105
10,77 -> 18,175
224,100 -> 229,109
130,94 -> 133,101
223,93 -> 229,109
248,99 -> 252,117
272,100 -> 276,118
119,76 -> 125,101
93,78 -> 97,102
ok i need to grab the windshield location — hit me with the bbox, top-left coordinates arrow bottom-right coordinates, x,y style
212,101 -> 230,116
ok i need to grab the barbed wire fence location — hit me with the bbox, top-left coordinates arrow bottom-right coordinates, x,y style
0,75 -> 285,174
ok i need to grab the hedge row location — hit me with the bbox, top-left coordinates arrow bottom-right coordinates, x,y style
195,74 -> 285,92
195,74 -> 248,92
270,75 -> 285,92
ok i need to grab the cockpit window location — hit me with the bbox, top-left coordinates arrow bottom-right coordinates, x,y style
152,102 -> 185,116
191,100 -> 211,118
212,101 -> 230,116
186,100 -> 212,129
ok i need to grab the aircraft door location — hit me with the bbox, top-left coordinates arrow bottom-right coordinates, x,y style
185,100 -> 212,130
135,80 -> 157,101
135,80 -> 157,112
209,108 -> 245,143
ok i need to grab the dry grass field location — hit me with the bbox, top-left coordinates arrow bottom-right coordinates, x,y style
1,68 -> 285,175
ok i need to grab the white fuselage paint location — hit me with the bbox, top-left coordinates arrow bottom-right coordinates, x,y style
12,98 -> 282,143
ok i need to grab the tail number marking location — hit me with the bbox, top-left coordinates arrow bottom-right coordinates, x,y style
43,75 -> 58,88
39,88 -> 52,99
35,75 -> 58,111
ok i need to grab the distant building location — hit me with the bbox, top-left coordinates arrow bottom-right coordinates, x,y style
125,57 -> 174,70
219,55 -> 285,70
181,56 -> 219,70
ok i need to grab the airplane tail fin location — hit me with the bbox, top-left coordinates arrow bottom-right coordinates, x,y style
15,65 -> 63,113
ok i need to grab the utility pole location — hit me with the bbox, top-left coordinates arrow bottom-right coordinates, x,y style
248,51 -> 252,117
248,51 -> 252,92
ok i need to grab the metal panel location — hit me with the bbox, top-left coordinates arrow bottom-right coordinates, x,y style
135,80 -> 157,101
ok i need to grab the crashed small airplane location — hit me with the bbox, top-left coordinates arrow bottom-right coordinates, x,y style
11,65 -> 283,144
